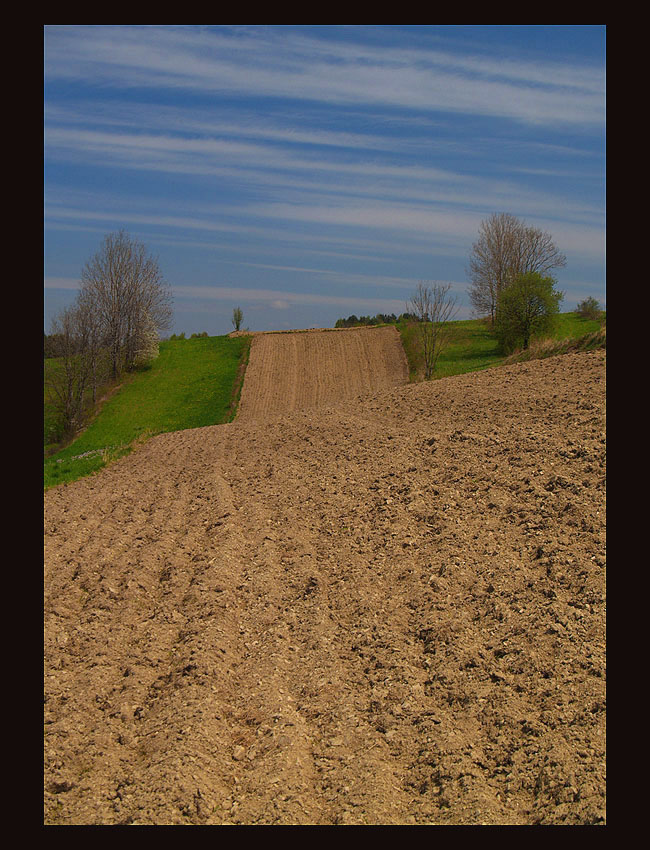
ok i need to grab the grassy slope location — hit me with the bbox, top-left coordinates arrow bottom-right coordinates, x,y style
398,311 -> 605,381
44,334 -> 251,489
44,313 -> 604,489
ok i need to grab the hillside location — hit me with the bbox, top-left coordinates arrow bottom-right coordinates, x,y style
237,326 -> 408,421
44,335 -> 606,825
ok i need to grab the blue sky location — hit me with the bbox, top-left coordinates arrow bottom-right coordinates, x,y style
44,25 -> 606,335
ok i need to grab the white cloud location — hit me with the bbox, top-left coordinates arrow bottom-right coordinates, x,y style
172,284 -> 407,312
43,26 -> 605,328
44,114 -> 604,240
44,277 -> 81,290
45,26 -> 605,127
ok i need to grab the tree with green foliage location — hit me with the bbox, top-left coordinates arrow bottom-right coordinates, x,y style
576,296 -> 601,320
467,213 -> 566,325
232,306 -> 243,332
494,272 -> 563,353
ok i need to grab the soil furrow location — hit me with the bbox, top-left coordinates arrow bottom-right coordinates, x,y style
44,346 -> 605,824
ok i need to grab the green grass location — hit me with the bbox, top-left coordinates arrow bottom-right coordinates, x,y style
398,311 -> 605,381
542,311 -> 604,341
44,312 -> 605,489
502,324 -> 606,364
44,334 -> 251,489
44,358 -> 66,450
398,317 -> 503,381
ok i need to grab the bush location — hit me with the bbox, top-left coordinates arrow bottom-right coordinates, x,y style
576,296 -> 601,320
495,272 -> 563,353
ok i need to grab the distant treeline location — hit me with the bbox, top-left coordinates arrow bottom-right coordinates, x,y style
168,331 -> 209,340
43,327 -> 211,355
334,312 -> 419,328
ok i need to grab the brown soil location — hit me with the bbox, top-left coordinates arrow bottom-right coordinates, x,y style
44,331 -> 606,826
237,326 -> 408,422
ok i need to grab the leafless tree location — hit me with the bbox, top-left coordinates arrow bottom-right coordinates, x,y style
467,213 -> 566,324
75,287 -> 109,403
79,231 -> 172,379
408,282 -> 459,379
46,305 -> 95,440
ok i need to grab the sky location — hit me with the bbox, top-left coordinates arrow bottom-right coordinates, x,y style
44,25 -> 606,336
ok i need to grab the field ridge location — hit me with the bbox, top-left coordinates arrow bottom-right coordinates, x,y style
44,348 -> 606,825
237,325 -> 408,421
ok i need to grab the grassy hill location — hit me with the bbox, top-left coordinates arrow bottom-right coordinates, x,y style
398,311 -> 605,380
44,334 -> 251,490
43,312 -> 604,490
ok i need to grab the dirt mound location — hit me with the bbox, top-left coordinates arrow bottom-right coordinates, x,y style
44,349 -> 606,825
236,326 -> 408,422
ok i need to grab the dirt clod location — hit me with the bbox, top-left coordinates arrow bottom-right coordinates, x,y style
44,331 -> 606,825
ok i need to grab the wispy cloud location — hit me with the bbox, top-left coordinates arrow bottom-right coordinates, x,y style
172,284 -> 411,314
44,26 -> 605,331
45,74 -> 604,231
45,188 -> 605,267
45,26 -> 604,127
44,277 -> 82,290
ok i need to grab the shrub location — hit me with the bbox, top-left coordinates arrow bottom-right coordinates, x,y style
495,272 -> 563,353
576,296 -> 601,320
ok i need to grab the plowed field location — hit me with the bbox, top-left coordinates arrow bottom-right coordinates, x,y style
44,336 -> 606,826
237,326 -> 408,421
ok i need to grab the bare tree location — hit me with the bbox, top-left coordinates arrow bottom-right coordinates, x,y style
75,287 -> 109,403
79,231 -> 172,379
467,213 -> 566,324
46,305 -> 95,440
408,282 -> 458,379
